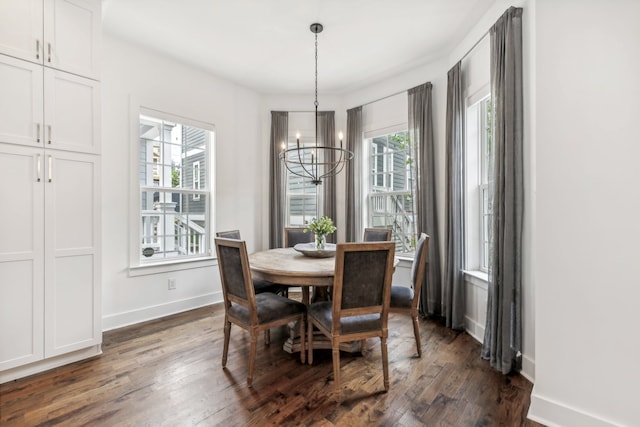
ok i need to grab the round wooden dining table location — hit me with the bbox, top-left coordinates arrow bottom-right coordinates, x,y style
249,247 -> 336,305
249,246 -> 398,356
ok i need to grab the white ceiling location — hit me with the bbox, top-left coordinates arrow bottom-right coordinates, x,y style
102,0 -> 495,95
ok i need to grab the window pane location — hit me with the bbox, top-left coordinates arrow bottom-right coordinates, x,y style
367,130 -> 416,253
139,113 -> 212,263
285,137 -> 318,224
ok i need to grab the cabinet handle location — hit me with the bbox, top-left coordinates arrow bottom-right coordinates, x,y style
36,39 -> 40,60
47,43 -> 52,63
37,154 -> 41,182
48,125 -> 52,144
36,123 -> 41,143
48,155 -> 52,183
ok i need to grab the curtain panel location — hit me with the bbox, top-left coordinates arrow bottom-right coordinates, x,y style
318,111 -> 337,243
345,106 -> 363,243
481,6 -> 524,374
444,62 -> 466,330
408,83 -> 443,317
269,111 -> 288,249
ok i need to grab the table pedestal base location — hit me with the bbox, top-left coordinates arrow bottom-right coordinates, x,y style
282,322 -> 362,359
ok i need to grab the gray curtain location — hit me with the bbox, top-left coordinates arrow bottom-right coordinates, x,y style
408,83 -> 442,317
269,111 -> 288,249
318,111 -> 336,243
345,106 -> 363,242
481,6 -> 524,374
444,62 -> 465,330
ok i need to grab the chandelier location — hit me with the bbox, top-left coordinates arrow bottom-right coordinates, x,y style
279,23 -> 353,185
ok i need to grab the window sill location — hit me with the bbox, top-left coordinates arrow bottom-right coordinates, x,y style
129,256 -> 217,277
463,270 -> 489,290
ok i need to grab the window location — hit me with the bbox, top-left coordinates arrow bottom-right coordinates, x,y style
285,135 -> 319,226
138,112 -> 213,263
466,94 -> 493,272
366,131 -> 416,253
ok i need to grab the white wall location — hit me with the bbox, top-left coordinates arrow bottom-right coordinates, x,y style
101,34 -> 264,330
529,0 -> 640,426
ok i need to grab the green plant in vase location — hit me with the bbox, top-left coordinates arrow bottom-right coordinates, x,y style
304,216 -> 336,250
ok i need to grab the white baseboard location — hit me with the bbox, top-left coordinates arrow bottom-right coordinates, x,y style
520,353 -> 535,383
0,345 -> 102,384
528,391 -> 620,427
102,292 -> 222,331
465,315 -> 486,343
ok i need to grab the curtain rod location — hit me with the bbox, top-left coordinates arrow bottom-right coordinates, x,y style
289,30 -> 489,113
459,29 -> 490,64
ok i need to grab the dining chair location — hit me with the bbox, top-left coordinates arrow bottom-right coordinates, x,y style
284,227 -> 314,248
389,233 -> 429,357
363,227 -> 392,242
216,230 -> 283,296
281,227 -> 315,299
214,237 -> 307,386
307,241 -> 396,402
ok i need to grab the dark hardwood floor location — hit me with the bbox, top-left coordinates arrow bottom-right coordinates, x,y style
0,301 -> 542,426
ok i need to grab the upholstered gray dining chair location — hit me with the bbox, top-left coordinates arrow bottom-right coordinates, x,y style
389,233 -> 429,357
307,241 -> 396,402
216,230 -> 283,296
214,237 -> 307,386
284,227 -> 314,248
363,227 -> 392,242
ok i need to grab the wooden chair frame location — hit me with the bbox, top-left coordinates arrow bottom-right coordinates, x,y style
362,227 -> 392,242
215,237 -> 306,386
307,241 -> 395,402
284,226 -> 314,248
390,233 -> 429,357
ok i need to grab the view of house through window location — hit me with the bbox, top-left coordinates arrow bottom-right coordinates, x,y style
366,131 -> 416,253
466,95 -> 493,272
139,112 -> 213,262
285,135 -> 319,226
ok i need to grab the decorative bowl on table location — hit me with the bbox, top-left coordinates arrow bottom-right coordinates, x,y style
293,242 -> 337,258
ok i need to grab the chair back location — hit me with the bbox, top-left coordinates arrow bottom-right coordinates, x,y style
214,237 -> 258,323
363,227 -> 392,242
332,242 -> 395,333
410,233 -> 429,306
284,227 -> 314,247
216,229 -> 241,239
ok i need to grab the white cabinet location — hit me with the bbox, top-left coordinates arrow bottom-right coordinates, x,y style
0,0 -> 100,80
0,145 -> 45,371
0,55 -> 100,154
0,0 -> 100,382
0,145 -> 101,372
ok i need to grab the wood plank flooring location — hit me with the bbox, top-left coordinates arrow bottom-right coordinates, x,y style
0,302 -> 543,426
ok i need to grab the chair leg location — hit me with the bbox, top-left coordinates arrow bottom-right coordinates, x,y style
299,315 -> 306,364
381,336 -> 389,392
360,339 -> 367,355
264,329 -> 270,345
222,319 -> 231,367
248,331 -> 257,387
307,317 -> 314,365
332,340 -> 341,403
412,313 -> 422,357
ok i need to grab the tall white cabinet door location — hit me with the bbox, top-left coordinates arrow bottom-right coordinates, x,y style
0,56 -> 44,147
44,0 -> 100,80
0,144 -> 45,371
0,0 -> 43,64
44,151 -> 100,357
44,68 -> 100,154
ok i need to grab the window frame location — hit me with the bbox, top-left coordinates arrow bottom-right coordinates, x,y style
129,104 -> 215,272
364,130 -> 416,255
465,90 -> 492,274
